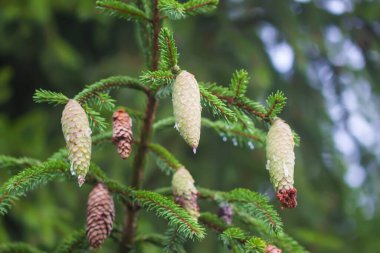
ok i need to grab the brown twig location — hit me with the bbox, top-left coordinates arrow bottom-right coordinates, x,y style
121,0 -> 161,251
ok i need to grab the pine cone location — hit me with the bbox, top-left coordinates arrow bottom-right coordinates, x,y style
61,99 -> 92,186
218,202 -> 233,225
172,167 -> 200,220
86,183 -> 115,249
112,109 -> 133,159
265,244 -> 282,253
266,118 -> 297,208
172,70 -> 201,153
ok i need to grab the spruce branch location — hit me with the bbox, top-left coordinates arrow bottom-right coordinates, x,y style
96,0 -> 151,22
0,243 -> 43,253
153,116 -> 176,131
183,0 -> 219,16
199,85 -> 238,122
219,227 -> 247,253
82,104 -> 108,131
265,91 -> 287,119
201,118 -> 266,147
159,0 -> 186,20
135,233 -> 166,248
293,130 -> 301,147
33,89 -> 69,106
0,155 -> 41,170
163,226 -> 187,253
74,76 -> 148,105
133,190 -> 206,240
140,70 -> 175,91
54,229 -> 88,253
87,92 -> 116,112
236,211 -> 308,253
148,143 -> 183,175
230,69 -> 250,98
222,189 -> 283,234
0,160 -> 70,215
158,27 -> 179,70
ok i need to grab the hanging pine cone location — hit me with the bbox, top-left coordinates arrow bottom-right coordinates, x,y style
218,202 -> 233,225
172,70 -> 201,153
61,99 -> 92,186
172,167 -> 200,220
266,118 -> 297,209
86,183 -> 115,249
265,244 -> 282,253
112,109 -> 133,159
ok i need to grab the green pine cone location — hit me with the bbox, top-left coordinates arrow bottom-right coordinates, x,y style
61,99 -> 92,186
172,70 -> 201,153
266,118 -> 297,208
172,167 -> 200,220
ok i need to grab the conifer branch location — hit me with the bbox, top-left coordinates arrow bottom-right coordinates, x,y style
230,69 -> 249,98
0,160 -> 69,215
82,104 -> 109,131
140,70 -> 175,91
0,155 -> 41,170
183,0 -> 219,16
33,89 -> 69,106
96,0 -> 151,22
133,190 -> 206,240
222,189 -> 283,234
0,243 -> 43,253
159,0 -> 186,20
153,116 -> 176,131
201,118 -> 266,147
265,91 -> 287,120
236,211 -> 308,253
135,234 -> 166,248
54,229 -> 88,253
158,27 -> 179,70
74,76 -> 148,105
199,85 -> 238,122
163,226 -> 187,253
148,143 -> 183,175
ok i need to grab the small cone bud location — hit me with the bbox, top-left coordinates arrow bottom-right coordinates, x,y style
112,109 -> 133,159
172,167 -> 200,219
266,118 -> 297,208
172,70 -> 201,151
265,244 -> 282,253
86,183 -> 115,249
61,99 -> 92,186
218,202 -> 233,225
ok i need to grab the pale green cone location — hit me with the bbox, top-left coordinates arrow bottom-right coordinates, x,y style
266,118 -> 297,208
172,70 -> 201,153
172,167 -> 200,220
61,99 -> 92,187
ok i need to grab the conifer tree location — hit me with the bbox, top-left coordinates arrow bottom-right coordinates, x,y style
0,1 -> 307,252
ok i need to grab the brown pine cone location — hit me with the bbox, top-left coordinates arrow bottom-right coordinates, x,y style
112,109 -> 133,159
86,183 -> 115,249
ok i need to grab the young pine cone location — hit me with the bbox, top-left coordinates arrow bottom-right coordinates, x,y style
172,167 -> 200,220
112,109 -> 133,159
86,183 -> 115,249
61,99 -> 92,187
266,118 -> 297,209
218,202 -> 233,225
265,244 -> 282,253
172,70 -> 201,153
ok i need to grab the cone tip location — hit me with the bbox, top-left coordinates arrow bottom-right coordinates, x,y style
276,187 -> 297,209
192,147 -> 197,154
78,176 -> 85,187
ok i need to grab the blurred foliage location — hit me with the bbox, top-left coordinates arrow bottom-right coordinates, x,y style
1,0 -> 380,252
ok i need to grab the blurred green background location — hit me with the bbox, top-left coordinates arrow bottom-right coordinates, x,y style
1,0 -> 380,252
